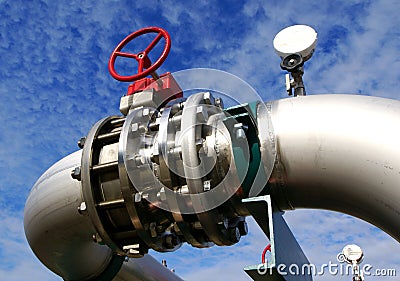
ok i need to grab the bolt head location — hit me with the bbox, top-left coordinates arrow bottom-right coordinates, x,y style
236,128 -> 246,140
238,220 -> 248,236
215,97 -> 224,109
228,227 -> 241,243
77,137 -> 86,149
78,202 -> 87,215
202,92 -> 215,105
71,166 -> 81,181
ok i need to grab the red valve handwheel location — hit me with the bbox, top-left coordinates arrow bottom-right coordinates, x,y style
108,27 -> 171,82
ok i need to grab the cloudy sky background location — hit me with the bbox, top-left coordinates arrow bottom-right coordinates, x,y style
0,0 -> 399,280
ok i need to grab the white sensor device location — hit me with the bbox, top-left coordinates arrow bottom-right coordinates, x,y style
273,25 -> 318,61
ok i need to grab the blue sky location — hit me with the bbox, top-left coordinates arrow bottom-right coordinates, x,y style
0,0 -> 399,280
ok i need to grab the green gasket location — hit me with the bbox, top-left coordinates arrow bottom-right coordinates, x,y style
225,102 -> 268,197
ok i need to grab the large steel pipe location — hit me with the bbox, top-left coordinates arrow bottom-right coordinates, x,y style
24,93 -> 400,280
268,94 -> 400,242
24,151 -> 182,281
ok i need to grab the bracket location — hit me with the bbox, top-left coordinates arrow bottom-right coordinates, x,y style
242,195 -> 313,281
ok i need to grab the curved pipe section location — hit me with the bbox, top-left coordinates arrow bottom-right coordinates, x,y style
114,255 -> 182,281
269,94 -> 400,242
24,151 -> 112,280
24,150 -> 183,281
24,93 -> 400,280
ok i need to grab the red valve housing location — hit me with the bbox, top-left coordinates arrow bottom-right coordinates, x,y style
126,73 -> 183,108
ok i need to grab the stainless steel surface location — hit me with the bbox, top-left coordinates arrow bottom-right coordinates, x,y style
119,92 -> 247,248
269,94 -> 400,242
81,116 -> 124,255
24,150 -> 184,280
114,255 -> 183,281
119,106 -> 178,253
253,102 -> 277,197
25,92 -> 400,280
24,150 -> 114,280
157,105 -> 208,247
180,93 -> 232,246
